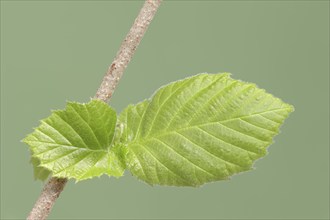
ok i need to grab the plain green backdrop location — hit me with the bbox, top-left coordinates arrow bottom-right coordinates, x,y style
1,1 -> 329,219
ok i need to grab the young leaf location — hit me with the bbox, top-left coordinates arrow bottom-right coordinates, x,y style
30,156 -> 51,181
23,100 -> 126,181
118,73 -> 294,187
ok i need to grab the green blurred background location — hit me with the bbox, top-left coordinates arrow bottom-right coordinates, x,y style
1,1 -> 329,219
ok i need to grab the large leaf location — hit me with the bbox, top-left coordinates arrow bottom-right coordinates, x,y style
118,73 -> 294,187
23,100 -> 126,181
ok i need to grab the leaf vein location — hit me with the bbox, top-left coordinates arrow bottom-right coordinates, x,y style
41,121 -> 73,146
240,118 -> 276,133
187,80 -> 237,125
78,152 -> 107,179
53,151 -> 94,175
218,122 -> 268,143
145,75 -> 200,138
166,75 -> 226,130
40,148 -> 81,165
70,106 -> 103,149
196,126 -> 259,156
207,84 -> 255,123
128,148 -> 149,180
152,137 -> 215,177
34,129 -> 57,143
174,131 -> 244,168
136,143 -> 190,185
53,114 -> 90,149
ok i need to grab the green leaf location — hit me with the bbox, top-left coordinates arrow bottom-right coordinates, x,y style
30,156 -> 51,181
118,73 -> 294,187
23,100 -> 126,181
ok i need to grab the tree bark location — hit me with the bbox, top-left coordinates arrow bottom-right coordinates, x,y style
95,0 -> 162,102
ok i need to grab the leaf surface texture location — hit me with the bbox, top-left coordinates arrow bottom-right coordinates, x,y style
24,100 -> 126,181
118,73 -> 294,186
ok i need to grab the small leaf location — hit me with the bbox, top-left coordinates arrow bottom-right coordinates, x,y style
118,73 -> 294,187
30,156 -> 51,181
24,100 -> 126,181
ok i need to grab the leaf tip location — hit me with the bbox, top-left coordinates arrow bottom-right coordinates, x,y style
288,104 -> 295,113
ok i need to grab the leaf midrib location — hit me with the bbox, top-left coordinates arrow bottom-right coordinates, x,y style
130,107 -> 291,145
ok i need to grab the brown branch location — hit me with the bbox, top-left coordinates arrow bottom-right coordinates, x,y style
27,1 -> 162,219
27,178 -> 68,220
95,0 -> 162,102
